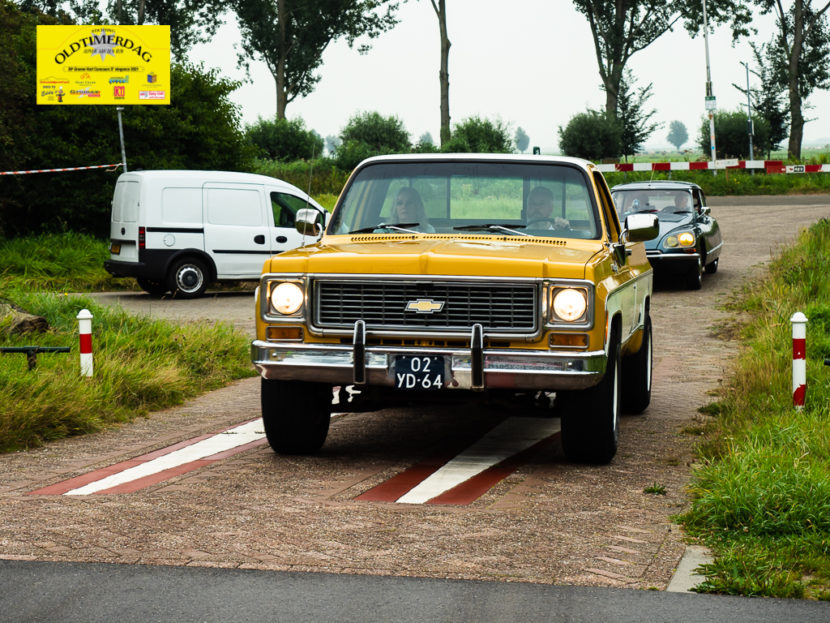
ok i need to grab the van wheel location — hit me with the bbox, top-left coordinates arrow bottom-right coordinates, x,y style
168,258 -> 208,298
559,327 -> 620,464
136,278 -> 168,296
261,379 -> 331,454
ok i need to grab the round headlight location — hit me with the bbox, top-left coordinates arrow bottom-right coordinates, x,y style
678,232 -> 695,247
270,282 -> 304,315
553,288 -> 587,322
665,235 -> 678,248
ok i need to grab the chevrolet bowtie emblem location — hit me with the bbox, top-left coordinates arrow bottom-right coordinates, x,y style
405,298 -> 445,314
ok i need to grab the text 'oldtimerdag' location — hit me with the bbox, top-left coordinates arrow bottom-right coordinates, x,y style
36,25 -> 170,106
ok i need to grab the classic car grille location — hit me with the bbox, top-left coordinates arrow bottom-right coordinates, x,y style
314,280 -> 538,332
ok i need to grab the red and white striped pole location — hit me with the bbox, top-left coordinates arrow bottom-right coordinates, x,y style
791,312 -> 807,409
77,309 -> 93,377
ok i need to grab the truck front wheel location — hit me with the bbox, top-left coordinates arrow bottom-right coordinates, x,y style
559,328 -> 620,464
261,379 -> 331,454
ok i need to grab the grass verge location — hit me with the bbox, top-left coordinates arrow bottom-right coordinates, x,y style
679,217 -> 830,600
0,288 -> 255,452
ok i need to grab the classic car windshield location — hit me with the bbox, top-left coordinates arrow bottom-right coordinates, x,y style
328,161 -> 602,239
611,189 -> 694,220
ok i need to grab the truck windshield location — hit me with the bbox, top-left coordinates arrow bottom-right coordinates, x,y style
328,161 -> 601,240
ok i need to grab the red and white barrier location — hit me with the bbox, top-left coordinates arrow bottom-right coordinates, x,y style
77,309 -> 93,377
594,160 -> 830,174
0,163 -> 122,176
791,312 -> 807,409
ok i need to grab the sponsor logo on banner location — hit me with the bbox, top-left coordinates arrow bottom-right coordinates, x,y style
139,90 -> 165,100
114,85 -> 125,98
147,72 -> 157,83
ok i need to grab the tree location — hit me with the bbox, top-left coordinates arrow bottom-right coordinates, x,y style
16,0 -> 222,57
233,0 -> 400,120
667,121 -> 689,150
441,117 -> 512,153
750,0 -> 830,159
558,110 -> 622,161
616,70 -> 660,160
732,42 -> 790,157
425,0 -> 450,145
514,127 -> 530,153
335,110 -> 410,169
572,0 -> 753,117
697,109 -> 772,158
246,117 -> 324,161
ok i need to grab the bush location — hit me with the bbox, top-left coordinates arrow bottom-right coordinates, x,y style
698,109 -> 771,159
245,117 -> 324,161
442,116 -> 513,153
558,110 -> 622,161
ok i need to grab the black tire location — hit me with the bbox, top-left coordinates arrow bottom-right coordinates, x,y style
168,257 -> 209,298
705,257 -> 719,274
686,257 -> 703,290
261,379 -> 331,454
135,278 -> 168,296
621,314 -> 652,414
559,327 -> 621,464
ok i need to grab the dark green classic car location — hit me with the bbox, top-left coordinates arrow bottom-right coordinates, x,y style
610,181 -> 723,290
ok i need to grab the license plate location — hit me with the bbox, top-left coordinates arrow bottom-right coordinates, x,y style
110,242 -> 121,254
394,355 -> 445,390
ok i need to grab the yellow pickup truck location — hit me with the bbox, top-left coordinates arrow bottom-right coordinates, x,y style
252,154 -> 658,464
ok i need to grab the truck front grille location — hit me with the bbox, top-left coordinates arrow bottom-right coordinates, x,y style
314,279 -> 538,333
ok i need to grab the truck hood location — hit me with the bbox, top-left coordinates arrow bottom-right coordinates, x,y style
264,234 -> 606,280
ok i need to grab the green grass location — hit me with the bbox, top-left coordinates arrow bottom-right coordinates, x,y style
0,288 -> 255,452
679,218 -> 830,600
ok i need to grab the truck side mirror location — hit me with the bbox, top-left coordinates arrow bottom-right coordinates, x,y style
622,213 -> 659,242
296,208 -> 325,236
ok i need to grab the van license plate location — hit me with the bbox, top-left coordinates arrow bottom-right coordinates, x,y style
110,243 -> 121,254
394,355 -> 444,390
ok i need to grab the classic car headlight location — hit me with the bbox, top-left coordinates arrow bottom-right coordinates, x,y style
552,288 -> 587,322
664,232 -> 695,248
270,282 -> 304,315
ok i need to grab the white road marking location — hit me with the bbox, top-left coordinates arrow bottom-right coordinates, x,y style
395,417 -> 561,504
64,420 -> 266,496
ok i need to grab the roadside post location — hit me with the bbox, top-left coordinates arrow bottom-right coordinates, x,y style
77,309 -> 93,377
791,312 -> 807,409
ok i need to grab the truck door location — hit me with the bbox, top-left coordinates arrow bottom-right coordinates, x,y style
203,183 -> 271,277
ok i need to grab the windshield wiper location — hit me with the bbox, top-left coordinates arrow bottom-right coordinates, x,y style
348,222 -> 420,234
453,223 -> 529,236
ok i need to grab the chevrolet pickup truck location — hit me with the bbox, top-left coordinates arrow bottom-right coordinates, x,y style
251,154 -> 658,464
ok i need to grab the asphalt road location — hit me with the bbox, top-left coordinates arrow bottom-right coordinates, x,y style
2,559 -> 829,623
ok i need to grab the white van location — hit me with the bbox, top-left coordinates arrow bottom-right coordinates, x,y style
104,170 -> 328,298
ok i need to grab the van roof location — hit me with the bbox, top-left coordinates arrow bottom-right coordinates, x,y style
116,170 -> 302,191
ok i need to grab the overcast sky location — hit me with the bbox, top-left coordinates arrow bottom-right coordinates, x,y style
189,1 -> 830,154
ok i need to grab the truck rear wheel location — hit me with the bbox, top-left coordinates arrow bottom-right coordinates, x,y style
559,328 -> 620,464
261,379 -> 331,454
621,314 -> 652,414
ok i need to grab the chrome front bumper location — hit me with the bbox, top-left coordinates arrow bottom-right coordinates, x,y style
251,328 -> 606,391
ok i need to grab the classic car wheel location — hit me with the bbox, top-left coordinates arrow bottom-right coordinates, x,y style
168,257 -> 209,298
705,258 -> 719,274
621,314 -> 652,414
135,278 -> 168,296
559,328 -> 620,464
686,257 -> 703,290
261,379 -> 331,454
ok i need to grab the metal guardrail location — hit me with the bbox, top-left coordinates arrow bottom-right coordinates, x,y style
0,346 -> 70,370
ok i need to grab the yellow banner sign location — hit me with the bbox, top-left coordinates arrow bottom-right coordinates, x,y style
37,25 -> 170,105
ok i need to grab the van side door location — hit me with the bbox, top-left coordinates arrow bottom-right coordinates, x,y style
268,190 -> 323,253
203,183 -> 272,277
